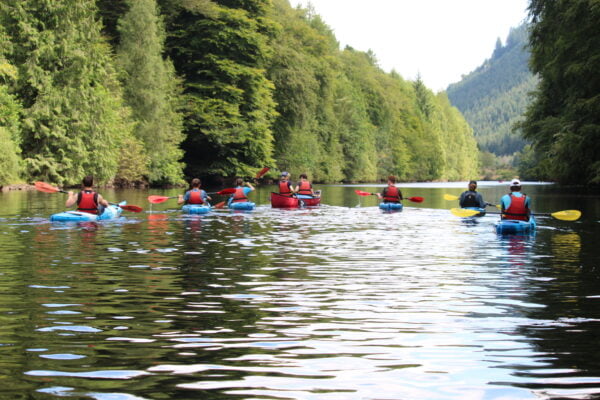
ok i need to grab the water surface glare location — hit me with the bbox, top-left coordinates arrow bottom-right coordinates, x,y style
0,184 -> 599,399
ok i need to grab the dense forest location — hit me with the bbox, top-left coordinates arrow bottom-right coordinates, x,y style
0,0 -> 479,187
447,24 -> 535,158
518,0 -> 600,186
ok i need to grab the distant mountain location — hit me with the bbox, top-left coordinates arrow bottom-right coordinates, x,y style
446,23 -> 537,156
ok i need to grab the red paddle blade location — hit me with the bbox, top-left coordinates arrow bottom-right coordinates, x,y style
255,167 -> 270,179
406,196 -> 424,203
354,189 -> 373,196
34,181 -> 60,193
147,195 -> 170,204
216,188 -> 236,195
120,204 -> 143,213
213,201 -> 226,209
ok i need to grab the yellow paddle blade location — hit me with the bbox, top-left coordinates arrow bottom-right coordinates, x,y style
444,194 -> 459,201
450,208 -> 480,217
551,210 -> 581,221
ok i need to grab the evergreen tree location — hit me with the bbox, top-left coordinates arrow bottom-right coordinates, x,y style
116,0 -> 184,185
0,26 -> 22,185
1,0 -> 133,185
163,0 -> 277,179
521,0 -> 600,185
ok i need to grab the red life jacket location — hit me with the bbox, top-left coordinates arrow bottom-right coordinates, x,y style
77,190 -> 99,214
232,187 -> 248,203
188,189 -> 204,204
503,194 -> 528,221
279,181 -> 292,196
383,185 -> 401,203
297,180 -> 312,196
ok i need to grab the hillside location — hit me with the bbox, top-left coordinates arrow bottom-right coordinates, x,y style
446,23 -> 536,157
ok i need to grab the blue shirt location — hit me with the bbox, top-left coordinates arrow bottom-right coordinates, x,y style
183,189 -> 208,204
501,192 -> 531,210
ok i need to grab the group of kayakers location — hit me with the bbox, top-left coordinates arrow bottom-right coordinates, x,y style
459,179 -> 531,221
64,173 -> 530,222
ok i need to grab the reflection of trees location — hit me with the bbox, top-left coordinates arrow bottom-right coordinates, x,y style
510,231 -> 600,395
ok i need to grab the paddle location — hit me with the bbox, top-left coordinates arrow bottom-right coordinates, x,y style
354,189 -> 424,203
255,167 -> 270,179
450,207 -> 581,221
147,188 -> 236,204
34,181 -> 142,212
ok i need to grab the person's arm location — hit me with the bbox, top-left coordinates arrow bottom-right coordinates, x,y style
97,194 -> 109,207
177,194 -> 184,205
398,190 -> 403,201
477,193 -> 486,208
245,181 -> 255,191
202,190 -> 212,202
65,191 -> 78,207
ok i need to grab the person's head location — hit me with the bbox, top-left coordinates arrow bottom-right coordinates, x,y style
468,180 -> 477,191
387,175 -> 396,184
82,175 -> 94,188
234,177 -> 244,187
281,171 -> 289,181
509,179 -> 521,192
299,173 -> 307,180
190,178 -> 201,188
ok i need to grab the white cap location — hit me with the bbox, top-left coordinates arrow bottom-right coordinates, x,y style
510,179 -> 521,186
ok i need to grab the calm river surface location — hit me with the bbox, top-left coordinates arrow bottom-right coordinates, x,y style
1,181 -> 599,400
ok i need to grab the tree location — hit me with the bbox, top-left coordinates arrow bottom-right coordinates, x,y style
1,0 -> 133,185
116,0 -> 185,185
521,0 -> 600,185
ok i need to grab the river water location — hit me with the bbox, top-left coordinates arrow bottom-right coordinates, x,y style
1,181 -> 599,400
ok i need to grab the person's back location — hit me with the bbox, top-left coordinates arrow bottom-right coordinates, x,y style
66,175 -> 109,214
296,173 -> 314,197
178,178 -> 210,205
501,179 -> 530,221
278,172 -> 294,196
377,175 -> 402,203
229,178 -> 254,205
459,181 -> 485,208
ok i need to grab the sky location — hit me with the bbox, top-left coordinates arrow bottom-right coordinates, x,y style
291,0 -> 529,91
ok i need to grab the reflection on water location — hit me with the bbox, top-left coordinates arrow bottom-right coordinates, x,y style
0,186 -> 598,399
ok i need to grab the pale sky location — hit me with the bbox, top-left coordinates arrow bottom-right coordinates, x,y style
291,0 -> 530,91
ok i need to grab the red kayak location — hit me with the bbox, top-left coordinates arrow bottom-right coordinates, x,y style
270,192 -> 321,208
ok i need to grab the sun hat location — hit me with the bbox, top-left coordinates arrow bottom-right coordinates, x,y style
510,179 -> 521,186
281,171 -> 289,177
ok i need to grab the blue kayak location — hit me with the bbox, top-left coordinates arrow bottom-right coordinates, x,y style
379,202 -> 403,211
181,204 -> 211,214
463,207 -> 486,217
50,202 -> 125,222
229,201 -> 255,211
495,216 -> 536,234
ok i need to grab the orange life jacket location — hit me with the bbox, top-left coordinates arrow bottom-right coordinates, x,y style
503,194 -> 528,221
188,189 -> 204,204
383,186 -> 401,203
297,180 -> 312,196
279,181 -> 292,196
232,187 -> 248,203
77,190 -> 99,214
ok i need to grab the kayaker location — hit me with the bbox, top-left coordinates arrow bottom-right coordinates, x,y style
65,175 -> 109,214
229,178 -> 255,205
500,179 -> 531,221
278,171 -> 295,197
376,175 -> 403,203
459,180 -> 486,208
295,173 -> 316,197
178,178 -> 211,205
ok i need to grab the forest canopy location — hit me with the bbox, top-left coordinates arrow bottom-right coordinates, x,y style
0,0 -> 479,186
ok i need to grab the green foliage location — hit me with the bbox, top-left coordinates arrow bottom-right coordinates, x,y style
114,136 -> 150,186
521,0 -> 600,185
164,0 -> 277,178
447,24 -> 535,156
116,0 -> 185,185
1,0 -> 132,185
